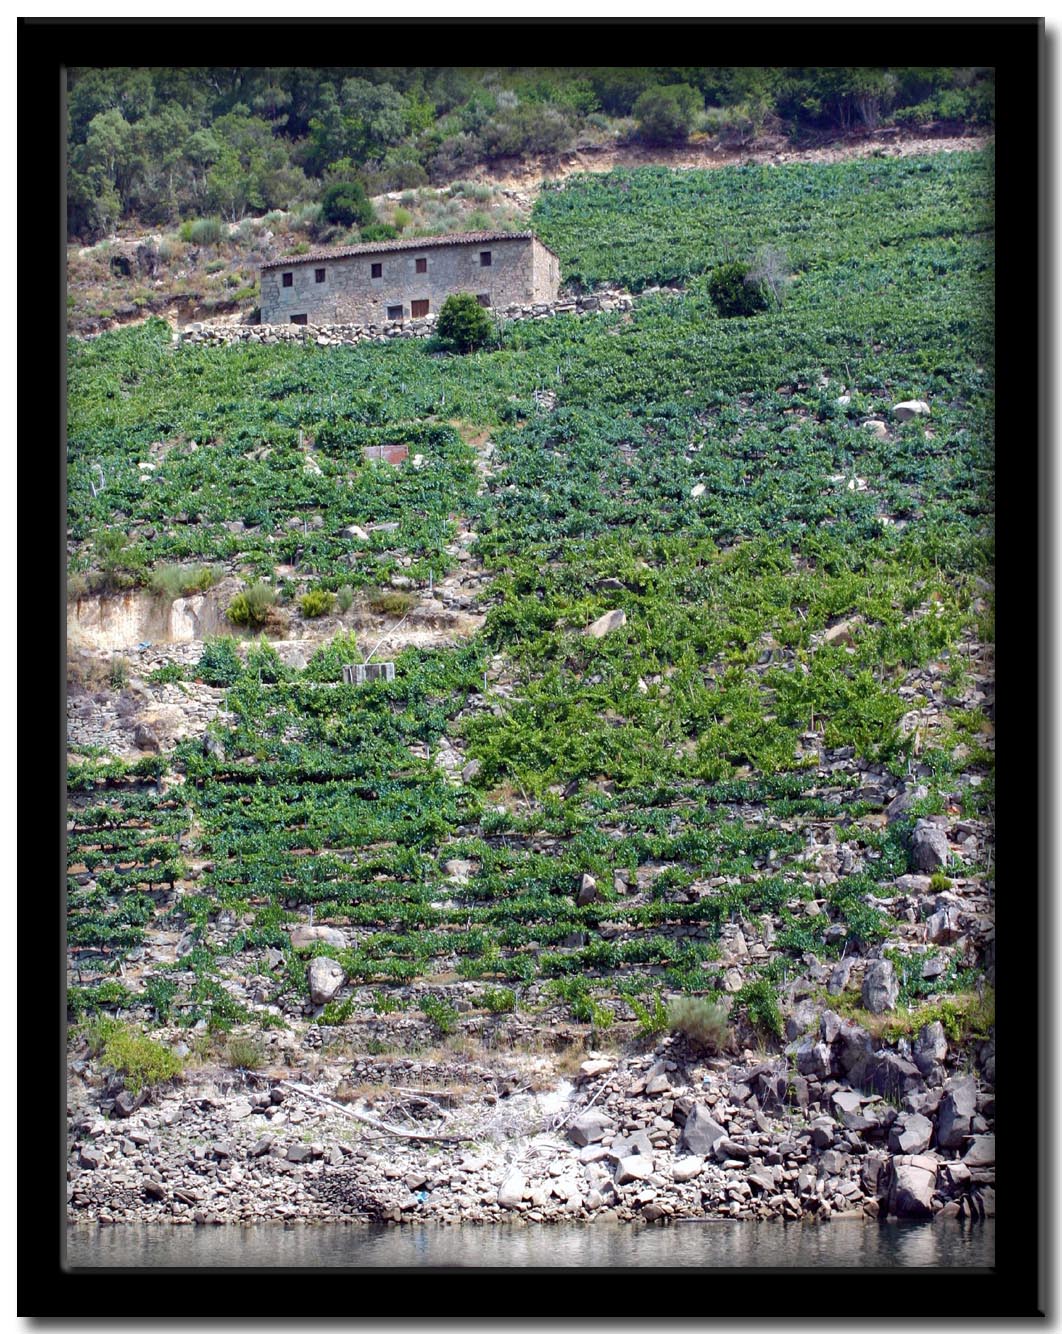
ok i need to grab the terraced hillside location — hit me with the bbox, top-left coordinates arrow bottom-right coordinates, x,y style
66,148 -> 995,1227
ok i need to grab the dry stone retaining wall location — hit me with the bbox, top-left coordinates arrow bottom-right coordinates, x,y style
179,290 -> 634,348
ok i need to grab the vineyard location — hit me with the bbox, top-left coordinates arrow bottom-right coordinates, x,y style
66,149 -> 994,1053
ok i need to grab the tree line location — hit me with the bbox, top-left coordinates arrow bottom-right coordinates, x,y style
67,66 -> 994,240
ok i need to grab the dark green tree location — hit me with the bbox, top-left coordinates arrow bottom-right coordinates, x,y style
320,178 -> 375,228
632,83 -> 701,144
435,293 -> 494,353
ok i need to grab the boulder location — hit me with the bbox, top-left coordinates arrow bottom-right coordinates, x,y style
615,1154 -> 654,1185
794,1040 -> 832,1080
133,722 -> 162,753
888,1154 -> 937,1218
909,821 -> 950,873
925,907 -> 961,945
892,400 -> 931,422
863,1050 -> 923,1100
963,1135 -> 995,1167
832,1019 -> 873,1076
585,609 -> 626,639
862,959 -> 899,1014
567,1110 -> 615,1147
679,1105 -> 728,1157
307,957 -> 346,1005
827,957 -> 856,996
889,1112 -> 934,1155
672,1156 -> 704,1183
290,925 -> 347,951
497,1172 -> 526,1209
937,1075 -> 978,1149
885,786 -> 928,824
576,873 -> 599,907
912,1021 -> 948,1075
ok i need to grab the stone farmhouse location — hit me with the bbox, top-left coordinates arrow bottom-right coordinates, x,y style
259,230 -> 560,326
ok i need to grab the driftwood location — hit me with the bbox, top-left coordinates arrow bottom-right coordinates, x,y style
288,1082 -> 474,1144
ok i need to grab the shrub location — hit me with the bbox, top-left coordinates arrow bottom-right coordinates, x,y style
189,217 -> 224,246
435,292 -> 494,353
421,994 -> 459,1036
196,635 -> 243,686
300,589 -> 337,618
336,585 -> 354,613
224,1035 -> 265,1070
321,180 -> 375,228
929,872 -> 953,893
731,978 -> 783,1038
745,246 -> 792,310
148,662 -> 184,685
667,995 -> 731,1050
227,582 -> 276,628
481,987 -> 516,1014
245,639 -> 287,683
107,656 -> 130,691
369,590 -> 416,617
632,83 -> 701,144
83,1017 -> 184,1095
359,223 -> 399,243
706,262 -> 769,318
630,993 -> 670,1038
149,563 -> 221,602
392,207 -> 412,231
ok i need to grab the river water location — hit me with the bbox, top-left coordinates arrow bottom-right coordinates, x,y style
67,1218 -> 994,1269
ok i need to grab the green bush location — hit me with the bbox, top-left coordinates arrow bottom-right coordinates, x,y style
435,292 -> 494,353
149,563 -> 222,602
420,994 -> 459,1036
359,223 -> 399,243
224,1035 -> 265,1070
83,1017 -> 184,1094
731,978 -> 783,1038
369,590 -> 416,617
630,992 -> 670,1038
632,83 -> 701,144
107,656 -> 130,691
707,262 -> 769,318
929,872 -> 953,893
299,589 -> 336,618
321,180 -> 375,228
196,635 -> 243,686
227,582 -> 276,628
667,995 -> 731,1049
481,987 -> 516,1014
336,585 -> 355,613
189,217 -> 224,246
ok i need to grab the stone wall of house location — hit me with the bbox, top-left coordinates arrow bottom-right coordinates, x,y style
260,236 -> 559,325
180,289 -> 634,348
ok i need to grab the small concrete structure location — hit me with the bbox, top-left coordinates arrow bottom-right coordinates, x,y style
343,662 -> 395,685
260,230 -> 560,326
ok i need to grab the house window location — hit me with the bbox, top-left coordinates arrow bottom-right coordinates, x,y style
411,299 -> 429,318
480,251 -> 492,267
282,272 -> 293,287
315,268 -> 326,284
476,293 -> 491,308
387,305 -> 404,320
415,257 -> 427,274
371,262 -> 383,279
290,313 -> 308,325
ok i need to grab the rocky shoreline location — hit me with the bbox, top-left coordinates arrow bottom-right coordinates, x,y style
68,1010 -> 994,1230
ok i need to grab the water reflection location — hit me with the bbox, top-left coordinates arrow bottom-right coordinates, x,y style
68,1219 -> 994,1270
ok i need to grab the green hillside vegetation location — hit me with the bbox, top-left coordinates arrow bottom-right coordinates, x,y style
67,150 -> 994,1041
66,66 -> 993,240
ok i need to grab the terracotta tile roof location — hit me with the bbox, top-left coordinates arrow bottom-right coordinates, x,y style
260,230 -> 551,271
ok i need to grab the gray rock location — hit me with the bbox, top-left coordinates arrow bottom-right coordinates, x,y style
672,1156 -> 704,1183
576,873 -> 598,907
679,1105 -> 728,1157
963,1135 -> 995,1166
615,1154 -> 654,1185
143,1179 -> 167,1200
568,1110 -> 615,1147
794,1040 -> 832,1079
290,925 -> 347,951
937,1075 -> 978,1149
886,788 -> 928,824
862,959 -> 899,1014
909,821 -> 950,873
613,1130 -> 654,1158
892,399 -> 931,422
133,722 -> 161,753
912,1021 -> 948,1075
925,907 -> 961,944
497,1171 -> 526,1209
113,1090 -> 147,1118
286,1145 -> 313,1163
585,609 -> 626,639
832,1019 -> 873,1076
827,957 -> 856,995
307,957 -> 346,1005
461,759 -> 481,783
888,1154 -> 937,1218
863,1050 -> 923,1100
78,1148 -> 103,1170
889,1112 -> 934,1155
